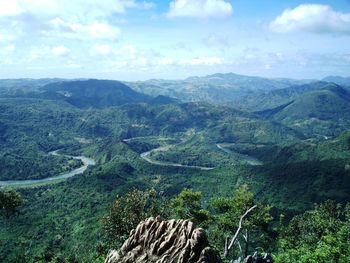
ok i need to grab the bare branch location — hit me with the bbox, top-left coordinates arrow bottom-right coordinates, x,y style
224,236 -> 229,256
224,205 -> 257,258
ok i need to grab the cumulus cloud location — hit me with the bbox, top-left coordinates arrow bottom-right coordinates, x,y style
0,0 -> 155,18
0,31 -> 17,42
52,45 -> 70,56
179,56 -> 223,65
167,0 -> 233,19
26,45 -> 70,61
118,44 -> 137,59
270,4 -> 350,34
158,58 -> 175,65
48,18 -> 121,40
0,0 -> 150,43
90,44 -> 113,56
90,43 -> 138,59
0,45 -> 16,63
0,1 -> 23,16
28,46 -> 51,61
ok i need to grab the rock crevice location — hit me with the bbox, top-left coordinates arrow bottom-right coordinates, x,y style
105,217 -> 222,263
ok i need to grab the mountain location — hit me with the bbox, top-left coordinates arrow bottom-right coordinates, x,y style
232,81 -> 329,112
2,75 -> 350,263
258,83 -> 350,137
0,78 -> 69,96
323,76 -> 350,87
149,95 -> 178,105
40,79 -> 153,108
127,73 -> 313,105
184,72 -> 308,90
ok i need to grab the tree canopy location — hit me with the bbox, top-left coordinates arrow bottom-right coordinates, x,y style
0,188 -> 24,217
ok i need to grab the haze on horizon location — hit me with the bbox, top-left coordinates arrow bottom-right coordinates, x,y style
0,0 -> 350,81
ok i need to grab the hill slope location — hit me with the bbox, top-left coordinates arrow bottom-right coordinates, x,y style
268,84 -> 350,137
127,73 -> 312,105
41,79 -> 153,108
323,76 -> 350,87
233,81 -> 330,112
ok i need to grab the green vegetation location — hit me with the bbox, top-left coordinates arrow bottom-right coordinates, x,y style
0,188 -> 24,217
1,78 -> 350,262
100,187 -> 350,262
271,84 -> 350,137
275,201 -> 350,262
170,187 -> 273,261
171,188 -> 210,226
102,188 -> 169,248
147,133 -> 261,167
127,73 -> 310,105
210,186 -> 272,259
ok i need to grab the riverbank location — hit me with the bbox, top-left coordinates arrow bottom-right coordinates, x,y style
0,151 -> 95,187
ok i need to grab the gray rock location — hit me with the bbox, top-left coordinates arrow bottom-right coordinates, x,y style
105,217 -> 222,263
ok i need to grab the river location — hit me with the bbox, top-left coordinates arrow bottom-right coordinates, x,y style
126,137 -> 262,169
140,146 -> 214,171
216,144 -> 263,166
0,150 -> 95,186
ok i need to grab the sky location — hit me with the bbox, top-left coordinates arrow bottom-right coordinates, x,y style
0,0 -> 350,80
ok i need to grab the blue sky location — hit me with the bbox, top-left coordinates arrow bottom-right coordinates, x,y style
0,0 -> 350,80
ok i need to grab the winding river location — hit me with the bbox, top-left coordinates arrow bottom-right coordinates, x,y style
140,146 -> 214,171
0,150 -> 96,186
216,144 -> 263,166
136,141 -> 262,170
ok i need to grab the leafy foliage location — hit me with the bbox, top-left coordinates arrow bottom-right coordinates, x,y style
1,78 -> 350,263
210,185 -> 272,259
101,188 -> 169,248
276,201 -> 350,262
171,188 -> 210,227
0,188 -> 24,217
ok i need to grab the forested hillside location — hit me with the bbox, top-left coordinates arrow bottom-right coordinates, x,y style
1,77 -> 350,262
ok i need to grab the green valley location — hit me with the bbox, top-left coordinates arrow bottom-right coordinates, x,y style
0,77 -> 350,263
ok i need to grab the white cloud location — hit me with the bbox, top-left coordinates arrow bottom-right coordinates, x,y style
86,22 -> 120,40
48,18 -> 121,40
270,4 -> 350,34
0,0 -> 23,16
0,44 -> 16,62
89,43 -> 152,69
180,56 -> 223,65
141,1 -> 156,10
65,62 -> 81,68
90,44 -> 113,56
28,46 -> 51,61
3,44 -> 16,53
0,31 -> 16,42
0,0 -> 154,18
52,45 -> 70,56
27,45 -> 69,61
158,58 -> 174,65
167,0 -> 233,19
118,44 -> 137,59
90,43 -> 141,62
134,57 -> 148,66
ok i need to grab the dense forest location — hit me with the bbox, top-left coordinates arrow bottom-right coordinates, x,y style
0,76 -> 350,262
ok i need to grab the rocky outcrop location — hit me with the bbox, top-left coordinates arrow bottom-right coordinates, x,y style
104,216 -> 222,263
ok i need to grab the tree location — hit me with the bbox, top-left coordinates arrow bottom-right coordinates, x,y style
210,185 -> 272,260
0,188 -> 24,217
275,200 -> 350,263
171,188 -> 210,227
101,188 -> 169,247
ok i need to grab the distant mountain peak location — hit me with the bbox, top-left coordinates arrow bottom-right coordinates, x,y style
322,76 -> 350,86
41,79 -> 172,108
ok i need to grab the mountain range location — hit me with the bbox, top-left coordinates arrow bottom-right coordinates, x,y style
1,72 -> 350,262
